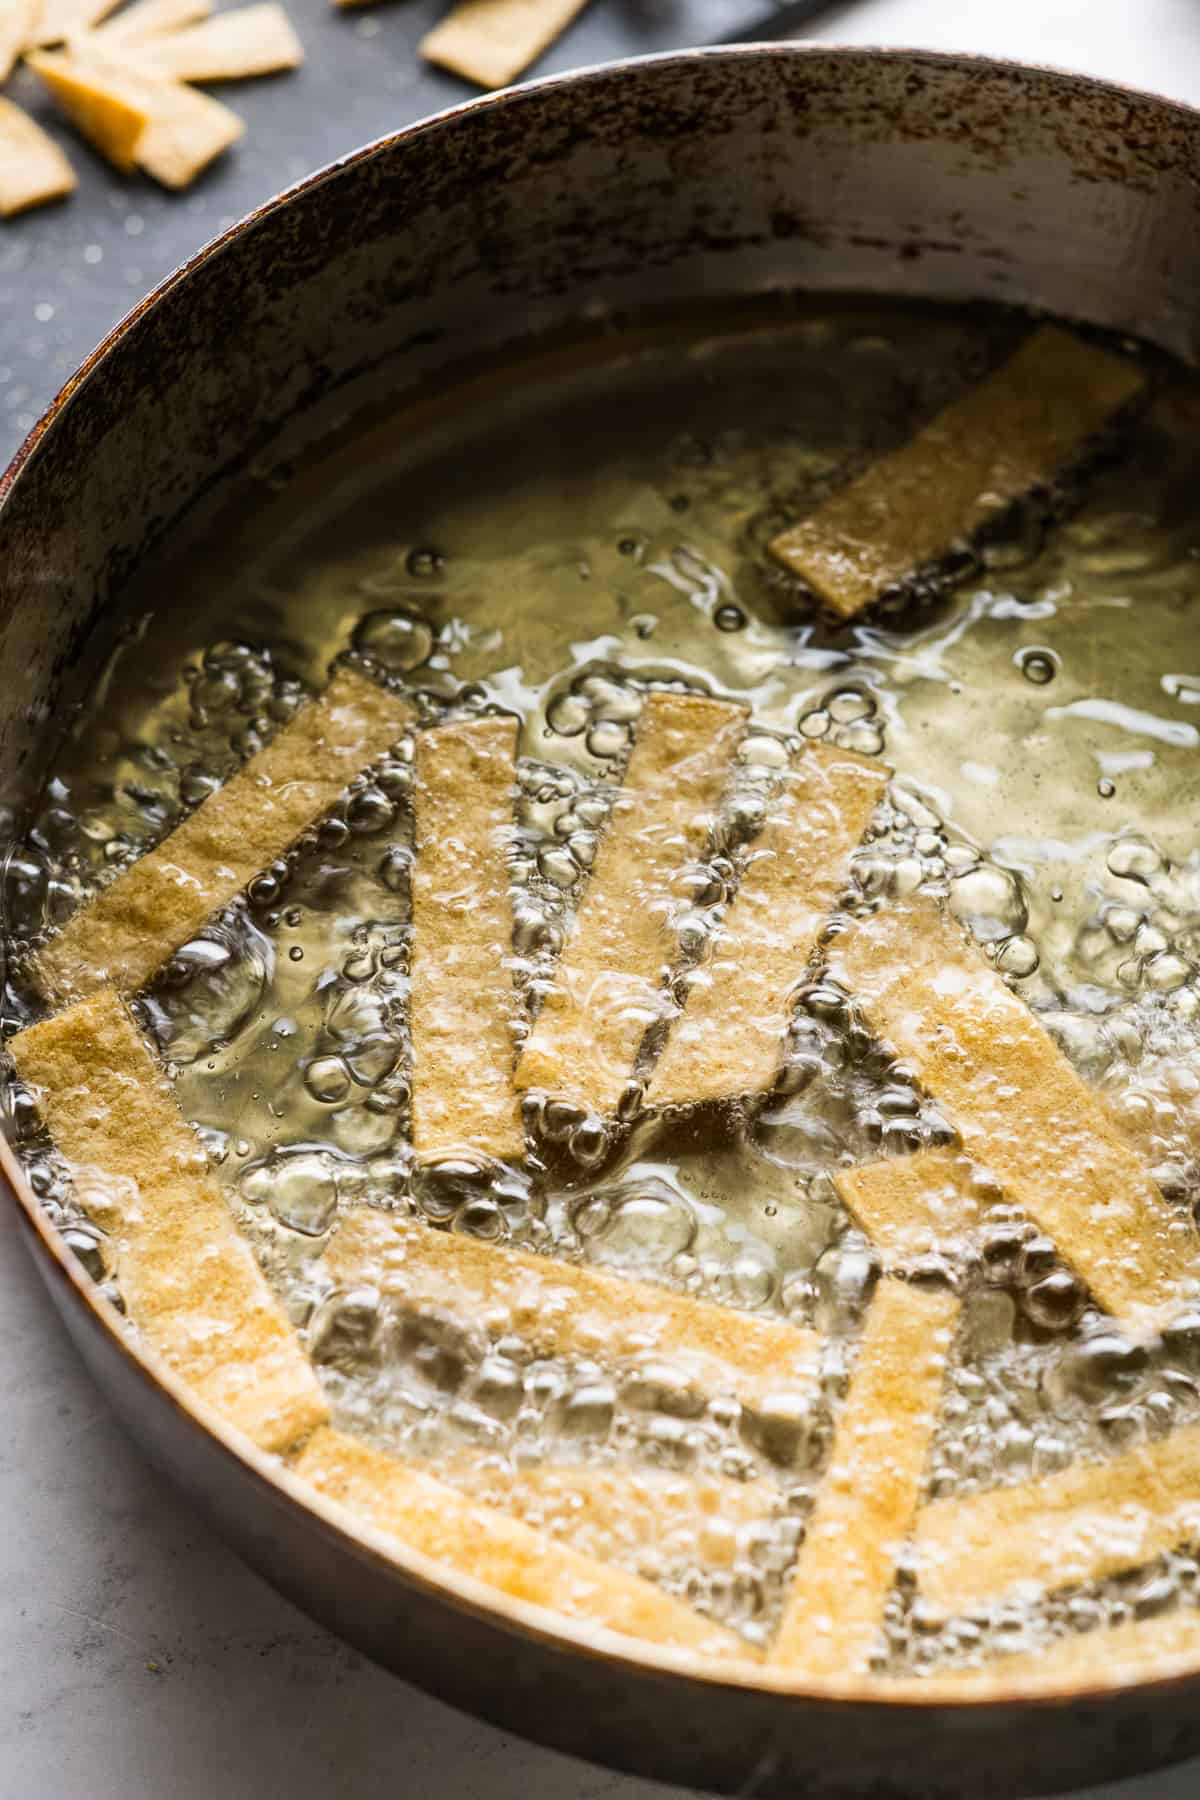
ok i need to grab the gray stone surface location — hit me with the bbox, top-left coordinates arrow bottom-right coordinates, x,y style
4,2 -> 1200,1796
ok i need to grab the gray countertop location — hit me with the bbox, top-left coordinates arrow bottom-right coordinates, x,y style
4,2 -> 1200,1796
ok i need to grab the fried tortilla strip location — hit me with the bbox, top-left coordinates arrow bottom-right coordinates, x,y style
913,1420 -> 1200,1619
769,326 -> 1145,619
515,692 -> 744,1117
440,1463 -> 773,1570
410,714 -> 523,1162
36,668 -> 411,1007
910,1609 -> 1200,1697
325,1207 -> 820,1413
28,47 -> 244,187
646,743 -> 887,1109
30,0 -> 122,45
95,0 -> 213,42
128,3 -> 302,80
0,96 -> 76,215
770,1279 -> 959,1676
9,989 -> 328,1452
294,1426 -> 747,1658
828,897 -> 1200,1332
1,0 -> 39,79
420,0 -> 590,88
833,1146 -> 984,1265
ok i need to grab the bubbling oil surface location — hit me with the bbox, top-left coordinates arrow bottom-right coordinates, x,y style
5,297 -> 1200,1666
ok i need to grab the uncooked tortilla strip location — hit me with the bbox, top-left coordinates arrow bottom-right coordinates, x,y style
325,1207 -> 820,1413
769,326 -> 1146,619
439,1463 -> 773,1571
515,692 -> 744,1117
827,897 -> 1200,1332
1,0 -> 39,79
95,0 -> 212,41
294,1426 -> 746,1658
30,0 -> 122,45
409,715 -> 523,1162
420,0 -> 590,88
128,3 -> 302,80
647,742 -> 887,1108
913,1420 -> 1200,1619
9,989 -> 328,1453
908,1609 -> 1200,1697
36,668 -> 411,1007
770,1278 -> 959,1676
833,1146 -> 983,1265
0,95 -> 76,216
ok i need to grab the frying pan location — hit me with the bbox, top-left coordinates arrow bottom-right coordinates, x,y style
2,46 -> 1200,1799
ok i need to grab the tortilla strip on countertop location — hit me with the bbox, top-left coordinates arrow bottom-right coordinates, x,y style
30,0 -> 122,45
420,0 -> 590,88
833,1146 -> 985,1266
515,691 -> 745,1118
123,2 -> 303,80
94,0 -> 212,41
9,988 -> 328,1453
409,714 -> 524,1163
828,896 -> 1200,1334
768,326 -> 1146,619
0,95 -> 76,215
324,1206 -> 820,1414
646,742 -> 887,1109
1,0 -> 39,80
35,668 -> 412,1007
770,1278 -> 959,1676
913,1420 -> 1200,1619
293,1426 -> 750,1658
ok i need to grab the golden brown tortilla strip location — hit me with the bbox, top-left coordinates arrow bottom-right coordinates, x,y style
420,0 -> 590,88
325,1207 -> 820,1413
911,1609 -> 1200,1697
440,1462 -> 773,1570
833,1146 -> 983,1265
36,668 -> 411,1007
515,692 -> 744,1117
913,1420 -> 1200,1619
770,1279 -> 959,1675
9,989 -> 328,1452
1,0 -> 39,79
0,96 -> 76,215
410,714 -> 523,1163
95,0 -> 212,42
646,742 -> 887,1109
828,897 -> 1200,1332
128,2 -> 302,79
769,326 -> 1146,619
294,1426 -> 747,1657
28,46 -> 244,187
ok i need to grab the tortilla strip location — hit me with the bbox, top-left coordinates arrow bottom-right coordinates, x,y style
325,1207 -> 820,1413
294,1426 -> 747,1658
36,668 -> 410,1007
907,1609 -> 1200,1697
410,715 -> 523,1162
913,1420 -> 1200,1620
30,0 -> 122,45
440,1463 -> 773,1570
828,898 -> 1200,1333
9,988 -> 328,1453
420,0 -> 590,88
95,0 -> 212,42
1,0 -> 39,79
768,326 -> 1145,619
0,95 -> 76,216
28,47 -> 245,187
833,1146 -> 983,1265
515,692 -> 744,1117
770,1278 -> 959,1675
128,3 -> 302,80
646,743 -> 887,1109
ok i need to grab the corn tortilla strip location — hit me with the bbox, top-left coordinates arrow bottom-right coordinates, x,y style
31,0 -> 121,45
129,3 -> 302,80
769,326 -> 1146,619
410,715 -> 523,1162
325,1207 -> 820,1413
907,1609 -> 1200,1697
647,743 -> 887,1109
827,897 -> 1200,1332
913,1420 -> 1200,1619
294,1426 -> 747,1657
10,989 -> 328,1452
440,1462 -> 773,1570
95,0 -> 212,39
0,96 -> 76,215
1,0 -> 39,79
515,692 -> 745,1117
833,1146 -> 983,1264
27,48 -> 143,168
420,0 -> 590,88
36,668 -> 411,1007
770,1279 -> 958,1675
